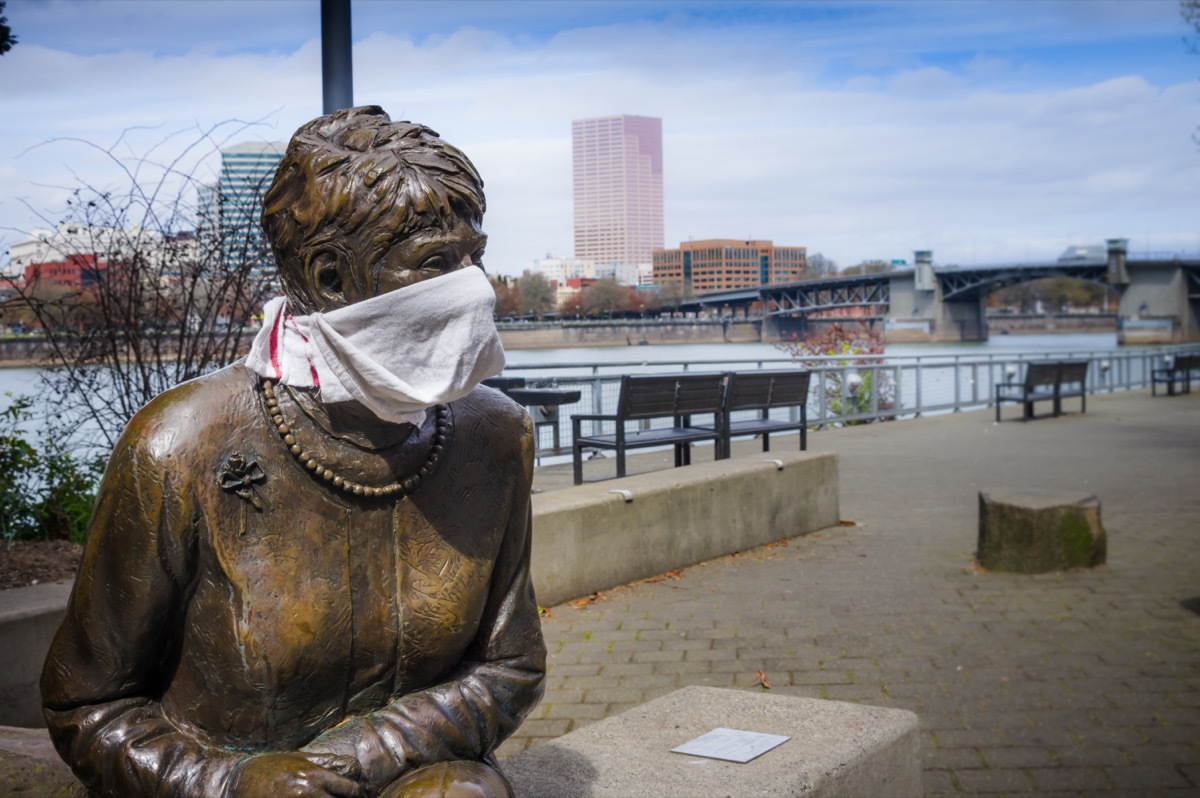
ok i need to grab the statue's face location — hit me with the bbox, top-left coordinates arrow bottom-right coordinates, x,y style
309,215 -> 487,310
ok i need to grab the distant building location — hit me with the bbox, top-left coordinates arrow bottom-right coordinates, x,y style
21,254 -> 104,292
199,142 -> 285,280
572,115 -> 663,271
6,224 -> 122,280
535,255 -> 641,289
652,239 -> 807,294
555,276 -> 598,307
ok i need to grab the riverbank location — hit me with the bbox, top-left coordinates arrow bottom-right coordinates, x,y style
0,314 -> 1137,367
497,319 -> 763,349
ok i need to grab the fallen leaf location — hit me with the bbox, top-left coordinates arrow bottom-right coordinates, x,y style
839,519 -> 858,527
571,592 -> 604,608
752,670 -> 772,690
642,569 -> 683,584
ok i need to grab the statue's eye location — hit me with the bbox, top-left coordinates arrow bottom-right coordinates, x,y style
421,255 -> 446,271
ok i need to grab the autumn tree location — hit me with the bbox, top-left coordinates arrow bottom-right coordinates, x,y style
775,321 -> 894,424
581,278 -> 628,317
490,275 -> 520,317
654,281 -> 694,313
841,260 -> 893,276
558,291 -> 585,318
517,271 -> 555,318
805,252 -> 838,278
3,124 -> 278,455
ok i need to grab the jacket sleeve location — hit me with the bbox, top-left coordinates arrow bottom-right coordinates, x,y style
40,425 -> 246,798
300,414 -> 547,790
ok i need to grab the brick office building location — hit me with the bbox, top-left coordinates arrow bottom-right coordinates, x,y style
652,239 -> 807,294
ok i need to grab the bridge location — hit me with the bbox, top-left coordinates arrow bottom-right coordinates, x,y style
682,241 -> 1200,343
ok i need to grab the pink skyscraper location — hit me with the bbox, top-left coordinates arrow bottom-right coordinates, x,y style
572,115 -> 664,267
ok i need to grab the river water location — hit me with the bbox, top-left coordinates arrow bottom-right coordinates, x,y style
0,332 -> 1122,400
0,331 -> 1130,449
504,332 -> 1121,375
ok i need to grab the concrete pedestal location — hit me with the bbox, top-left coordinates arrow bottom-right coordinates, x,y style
503,686 -> 922,798
977,489 -> 1106,573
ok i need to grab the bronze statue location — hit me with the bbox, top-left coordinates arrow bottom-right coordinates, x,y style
41,106 -> 546,798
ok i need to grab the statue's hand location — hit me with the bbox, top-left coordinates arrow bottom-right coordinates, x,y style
230,752 -> 365,798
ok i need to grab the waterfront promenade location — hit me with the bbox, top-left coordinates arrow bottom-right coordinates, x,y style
503,389 -> 1200,796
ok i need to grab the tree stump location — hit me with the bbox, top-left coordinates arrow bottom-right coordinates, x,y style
977,490 -> 1106,573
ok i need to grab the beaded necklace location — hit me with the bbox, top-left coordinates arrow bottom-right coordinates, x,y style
261,379 -> 449,499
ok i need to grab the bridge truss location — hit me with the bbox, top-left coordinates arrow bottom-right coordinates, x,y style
1187,265 -> 1200,302
759,275 -> 890,317
937,262 -> 1109,301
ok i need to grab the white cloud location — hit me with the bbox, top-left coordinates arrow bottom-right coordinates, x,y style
1,0 -> 1197,275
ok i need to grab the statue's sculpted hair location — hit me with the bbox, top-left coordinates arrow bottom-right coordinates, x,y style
262,105 -> 486,310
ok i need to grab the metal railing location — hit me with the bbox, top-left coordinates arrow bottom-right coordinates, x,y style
498,345 -> 1200,456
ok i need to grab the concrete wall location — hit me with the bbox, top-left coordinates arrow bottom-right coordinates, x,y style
531,450 -> 839,607
0,582 -> 72,727
0,450 -> 839,727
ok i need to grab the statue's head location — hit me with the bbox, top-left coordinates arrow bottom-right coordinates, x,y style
262,106 -> 487,313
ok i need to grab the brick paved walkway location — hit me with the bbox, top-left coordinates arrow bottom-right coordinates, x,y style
500,389 -> 1200,797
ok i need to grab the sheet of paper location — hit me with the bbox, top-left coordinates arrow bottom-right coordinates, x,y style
670,727 -> 790,763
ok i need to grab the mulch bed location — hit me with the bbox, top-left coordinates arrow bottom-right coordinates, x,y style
0,540 -> 82,591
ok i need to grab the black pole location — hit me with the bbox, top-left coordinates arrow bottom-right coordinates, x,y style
321,0 -> 353,114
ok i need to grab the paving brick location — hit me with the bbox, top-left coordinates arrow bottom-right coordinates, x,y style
629,649 -> 683,663
954,767 -> 1035,793
1103,765 -> 1194,790
1051,745 -> 1134,768
506,394 -> 1200,795
1027,766 -> 1112,791
980,746 -> 1058,769
921,768 -> 958,796
924,746 -> 986,770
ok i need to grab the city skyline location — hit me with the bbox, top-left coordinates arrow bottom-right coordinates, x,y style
0,0 -> 1197,278
572,114 -> 664,268
199,141 -> 285,280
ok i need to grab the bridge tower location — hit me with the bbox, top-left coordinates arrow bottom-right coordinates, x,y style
886,250 -> 988,343
1115,239 -> 1200,343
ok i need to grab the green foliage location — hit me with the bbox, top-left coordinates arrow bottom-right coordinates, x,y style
989,277 -> 1108,313
774,321 -> 895,425
0,395 -> 102,544
0,1 -> 17,56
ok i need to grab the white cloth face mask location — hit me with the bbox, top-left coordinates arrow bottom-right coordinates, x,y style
246,266 -> 506,425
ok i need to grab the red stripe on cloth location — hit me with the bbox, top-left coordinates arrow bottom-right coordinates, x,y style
268,307 -> 283,379
285,313 -> 320,387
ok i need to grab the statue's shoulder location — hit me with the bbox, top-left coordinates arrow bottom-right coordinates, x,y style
454,385 -> 534,439
118,363 -> 258,459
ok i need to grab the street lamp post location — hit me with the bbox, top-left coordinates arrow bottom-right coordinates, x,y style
321,0 -> 354,114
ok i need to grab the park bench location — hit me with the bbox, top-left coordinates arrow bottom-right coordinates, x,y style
720,369 -> 812,459
571,373 -> 726,484
1151,353 -> 1200,397
995,360 -> 1088,422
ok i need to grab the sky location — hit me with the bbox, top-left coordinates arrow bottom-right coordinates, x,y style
1,0 -> 1198,277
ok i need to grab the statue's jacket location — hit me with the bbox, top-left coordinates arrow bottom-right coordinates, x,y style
40,364 -> 547,797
